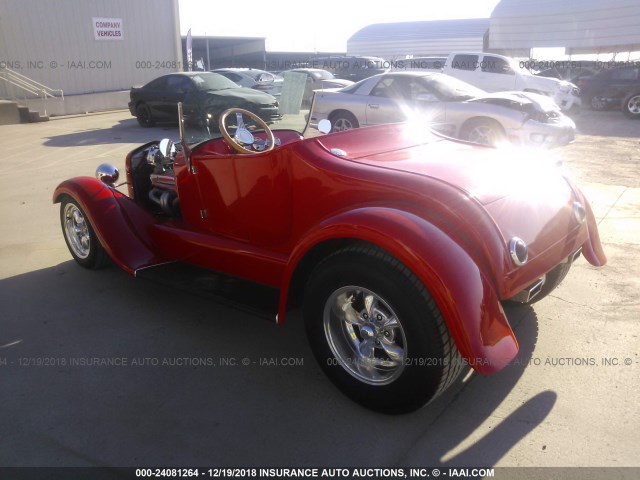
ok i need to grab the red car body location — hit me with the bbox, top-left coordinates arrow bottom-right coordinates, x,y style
54,121 -> 605,411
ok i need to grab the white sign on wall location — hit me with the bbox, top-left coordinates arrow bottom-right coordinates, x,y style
93,17 -> 123,40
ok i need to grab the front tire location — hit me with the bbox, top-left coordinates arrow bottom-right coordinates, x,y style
622,91 -> 640,119
60,198 -> 110,269
303,244 -> 462,414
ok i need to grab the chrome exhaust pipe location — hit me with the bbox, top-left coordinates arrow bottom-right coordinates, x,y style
510,275 -> 546,303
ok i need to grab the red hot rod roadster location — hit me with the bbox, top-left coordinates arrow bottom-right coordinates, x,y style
54,100 -> 606,413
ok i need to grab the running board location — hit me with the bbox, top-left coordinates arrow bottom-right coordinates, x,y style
135,262 -> 279,322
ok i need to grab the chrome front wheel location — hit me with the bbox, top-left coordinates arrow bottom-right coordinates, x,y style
63,203 -> 91,259
60,198 -> 110,269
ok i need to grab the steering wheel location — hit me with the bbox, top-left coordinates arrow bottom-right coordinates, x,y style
218,108 -> 275,154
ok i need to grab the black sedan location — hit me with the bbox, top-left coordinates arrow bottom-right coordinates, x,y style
128,72 -> 280,127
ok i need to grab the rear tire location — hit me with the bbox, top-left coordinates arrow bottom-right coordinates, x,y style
622,91 -> 640,119
589,96 -> 608,111
60,198 -> 110,269
461,118 -> 506,146
135,103 -> 155,127
330,111 -> 359,132
303,244 -> 462,414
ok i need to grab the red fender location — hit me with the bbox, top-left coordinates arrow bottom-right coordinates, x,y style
53,177 -> 165,274
279,207 -> 518,374
561,176 -> 607,267
580,192 -> 607,267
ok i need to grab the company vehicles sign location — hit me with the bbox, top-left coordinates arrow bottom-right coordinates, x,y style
93,18 -> 123,40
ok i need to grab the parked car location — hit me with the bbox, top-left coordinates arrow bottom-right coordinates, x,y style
285,68 -> 353,106
212,68 -> 283,98
443,52 -> 581,111
311,72 -> 576,147
535,64 -> 600,89
128,72 -> 279,128
55,97 -> 605,413
622,89 -> 640,118
310,55 -> 388,81
579,65 -> 640,110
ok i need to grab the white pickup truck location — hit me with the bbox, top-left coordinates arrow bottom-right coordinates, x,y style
443,52 -> 581,111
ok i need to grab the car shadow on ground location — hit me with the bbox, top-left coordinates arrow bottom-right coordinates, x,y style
0,262 -> 553,467
573,109 -> 638,138
42,119 -> 179,148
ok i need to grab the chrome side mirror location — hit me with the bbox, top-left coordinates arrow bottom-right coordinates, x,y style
318,119 -> 331,134
159,138 -> 176,158
96,163 -> 119,186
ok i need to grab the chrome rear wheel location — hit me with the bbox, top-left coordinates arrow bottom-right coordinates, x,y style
323,286 -> 407,386
304,244 -> 463,414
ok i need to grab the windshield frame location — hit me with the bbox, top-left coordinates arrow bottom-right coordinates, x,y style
180,82 -> 316,149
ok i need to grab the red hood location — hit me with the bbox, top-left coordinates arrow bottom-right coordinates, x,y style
316,123 -> 567,206
314,123 -> 604,298
316,124 -> 583,268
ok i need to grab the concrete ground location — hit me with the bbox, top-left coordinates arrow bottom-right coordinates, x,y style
0,110 -> 638,471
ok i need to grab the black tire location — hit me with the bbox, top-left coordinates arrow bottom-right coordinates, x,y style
135,103 -> 155,127
330,111 -> 359,132
528,262 -> 572,304
589,96 -> 608,111
60,197 -> 110,269
622,91 -> 640,119
303,244 -> 462,414
460,118 -> 506,146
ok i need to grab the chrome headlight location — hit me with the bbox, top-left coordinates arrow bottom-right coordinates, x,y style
96,163 -> 119,186
558,82 -> 572,94
573,201 -> 586,224
509,237 -> 529,266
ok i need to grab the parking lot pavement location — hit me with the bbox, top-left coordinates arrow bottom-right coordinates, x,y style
0,110 -> 638,469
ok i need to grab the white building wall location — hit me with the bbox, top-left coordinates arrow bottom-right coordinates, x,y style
0,0 -> 182,97
349,37 -> 486,59
489,0 -> 640,54
347,19 -> 489,59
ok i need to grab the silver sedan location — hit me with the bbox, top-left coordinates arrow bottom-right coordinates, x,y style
310,72 -> 576,147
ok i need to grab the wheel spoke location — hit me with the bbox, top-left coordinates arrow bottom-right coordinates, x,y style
359,338 -> 375,358
380,339 -> 404,361
335,292 -> 363,326
382,315 -> 399,329
364,294 -> 377,318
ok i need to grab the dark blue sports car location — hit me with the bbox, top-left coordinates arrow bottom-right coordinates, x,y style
128,72 -> 280,127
